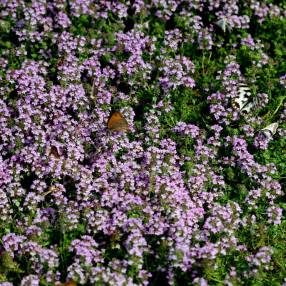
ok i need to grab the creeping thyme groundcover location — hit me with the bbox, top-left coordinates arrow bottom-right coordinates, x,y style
0,0 -> 286,285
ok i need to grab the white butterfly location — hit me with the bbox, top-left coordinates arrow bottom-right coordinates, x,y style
232,83 -> 253,114
215,17 -> 232,33
260,122 -> 279,140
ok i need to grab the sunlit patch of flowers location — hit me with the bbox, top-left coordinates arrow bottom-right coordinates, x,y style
0,0 -> 285,285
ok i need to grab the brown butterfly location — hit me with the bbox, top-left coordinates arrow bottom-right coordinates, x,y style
49,146 -> 61,158
107,112 -> 129,132
63,281 -> 77,286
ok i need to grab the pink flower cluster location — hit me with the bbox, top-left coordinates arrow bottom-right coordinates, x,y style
0,0 -> 285,285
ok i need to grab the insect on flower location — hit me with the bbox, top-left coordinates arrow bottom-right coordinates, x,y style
49,145 -> 61,158
107,111 -> 129,132
215,16 -> 232,33
232,83 -> 254,114
63,281 -> 77,286
260,122 -> 279,140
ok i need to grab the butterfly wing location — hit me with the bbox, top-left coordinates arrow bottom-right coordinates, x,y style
232,84 -> 253,114
261,122 -> 278,139
107,112 -> 129,132
216,18 -> 226,32
63,281 -> 77,286
215,17 -> 231,33
50,146 -> 60,158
